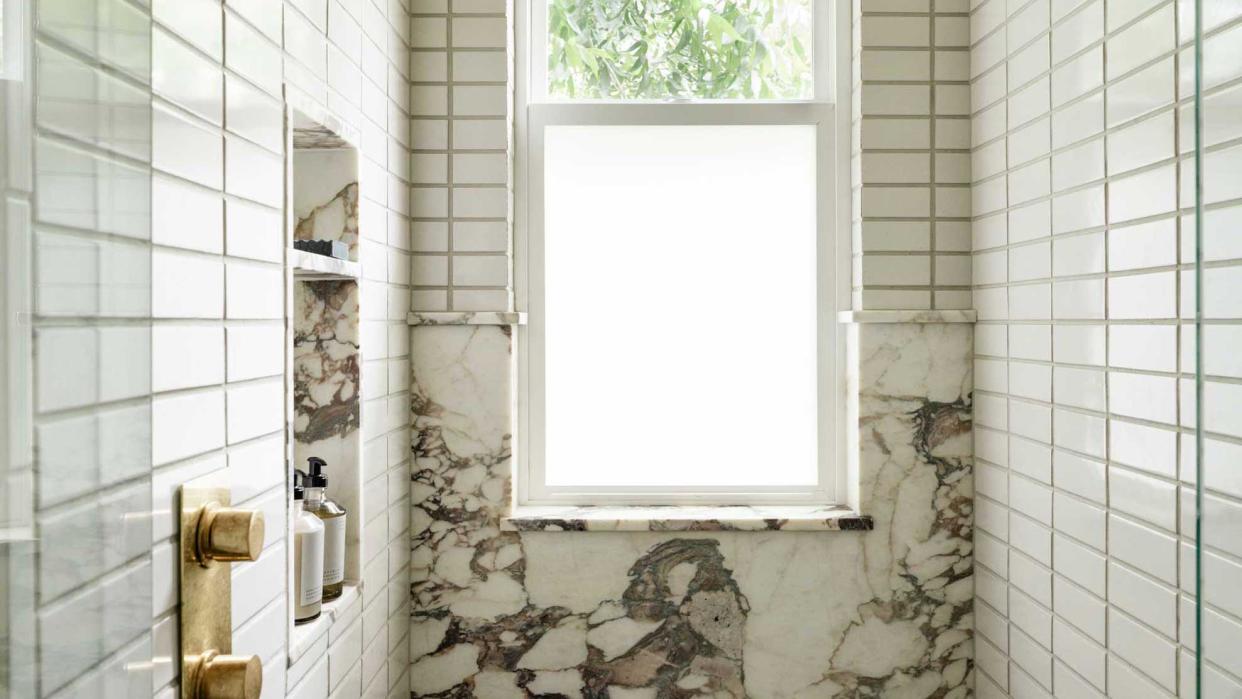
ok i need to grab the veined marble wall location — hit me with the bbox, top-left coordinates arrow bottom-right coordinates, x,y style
293,145 -> 361,259
409,321 -> 975,698
294,279 -> 362,580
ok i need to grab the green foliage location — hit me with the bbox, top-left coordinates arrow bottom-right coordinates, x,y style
547,0 -> 813,100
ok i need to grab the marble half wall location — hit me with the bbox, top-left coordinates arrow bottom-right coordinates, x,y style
409,321 -> 974,698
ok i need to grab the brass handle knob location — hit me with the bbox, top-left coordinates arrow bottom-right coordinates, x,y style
194,503 -> 264,563
186,650 -> 262,699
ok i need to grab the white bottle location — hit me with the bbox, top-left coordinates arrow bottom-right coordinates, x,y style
293,482 -> 324,624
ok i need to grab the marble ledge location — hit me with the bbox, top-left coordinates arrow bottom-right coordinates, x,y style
837,309 -> 977,324
407,311 -> 527,326
502,505 -> 873,532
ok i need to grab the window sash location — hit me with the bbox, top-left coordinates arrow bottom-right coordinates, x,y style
516,102 -> 843,506
514,1 -> 849,507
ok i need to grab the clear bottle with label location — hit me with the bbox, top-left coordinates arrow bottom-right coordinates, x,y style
302,457 -> 347,601
292,476 -> 324,624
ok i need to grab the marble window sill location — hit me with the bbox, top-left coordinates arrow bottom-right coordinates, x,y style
837,309 -> 977,323
502,505 -> 873,532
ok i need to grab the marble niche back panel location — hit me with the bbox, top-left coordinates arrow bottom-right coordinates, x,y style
409,322 -> 975,698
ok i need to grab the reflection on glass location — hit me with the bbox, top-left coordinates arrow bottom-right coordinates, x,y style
547,0 -> 813,100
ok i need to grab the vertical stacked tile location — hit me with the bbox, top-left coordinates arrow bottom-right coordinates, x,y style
10,0 -> 414,697
970,0 -> 1242,696
409,0 -> 510,313
853,0 -> 974,310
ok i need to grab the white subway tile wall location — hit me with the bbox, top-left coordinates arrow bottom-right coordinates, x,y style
853,0 -> 973,310
970,0 -> 1242,696
21,0 -> 413,697
409,1 -> 510,312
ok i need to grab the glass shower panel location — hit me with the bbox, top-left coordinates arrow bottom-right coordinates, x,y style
2,0 -> 155,696
1191,0 -> 1242,697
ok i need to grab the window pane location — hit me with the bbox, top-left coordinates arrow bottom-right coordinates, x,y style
547,0 -> 813,100
543,125 -> 819,488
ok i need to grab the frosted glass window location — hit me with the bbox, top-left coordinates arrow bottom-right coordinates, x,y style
542,124 -> 820,488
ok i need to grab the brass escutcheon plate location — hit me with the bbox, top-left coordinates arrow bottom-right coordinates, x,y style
179,486 -> 233,699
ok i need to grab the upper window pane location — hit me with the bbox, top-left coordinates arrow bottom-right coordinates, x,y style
547,0 -> 814,100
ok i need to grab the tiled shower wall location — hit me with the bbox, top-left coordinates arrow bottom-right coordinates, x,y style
970,0 -> 1242,696
852,0 -> 974,310
409,0 -> 511,313
13,0 -> 414,697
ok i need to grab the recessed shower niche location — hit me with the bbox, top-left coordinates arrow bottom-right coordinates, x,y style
286,106 -> 363,648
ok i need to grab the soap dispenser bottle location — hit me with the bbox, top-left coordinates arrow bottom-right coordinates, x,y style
303,456 -> 347,601
293,474 -> 324,624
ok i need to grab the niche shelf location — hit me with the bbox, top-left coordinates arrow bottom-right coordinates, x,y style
290,248 -> 360,281
284,99 -> 367,665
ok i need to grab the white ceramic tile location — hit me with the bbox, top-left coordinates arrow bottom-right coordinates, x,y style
1051,448 -> 1105,506
225,11 -> 283,95
1110,514 -> 1178,585
1109,371 -> 1177,425
1108,608 -> 1177,691
1053,366 -> 1104,411
1053,618 -> 1106,691
152,390 -> 226,465
226,198 -> 282,263
1051,185 -> 1105,235
1051,93 -> 1103,149
225,74 -> 284,152
1008,241 -> 1050,282
152,104 -> 223,189
1051,232 -> 1103,277
1107,57 -> 1174,127
225,135 -> 282,207
1109,324 -> 1176,372
1008,324 -> 1050,362
154,0 -> 223,60
153,28 -> 224,125
1051,138 -> 1103,192
1053,576 -> 1106,646
1108,110 -> 1175,177
1106,4 -> 1174,82
231,539 -> 285,627
1053,532 -> 1106,595
225,323 -> 283,382
1109,271 -> 1176,319
152,175 -> 223,254
450,16 -> 508,48
1053,408 -> 1105,458
152,324 -> 225,392
1051,46 -> 1102,107
152,250 -> 224,318
225,262 -> 282,319
225,379 -> 283,444
1009,282 -> 1051,320
1108,217 -> 1176,272
1052,278 -> 1104,319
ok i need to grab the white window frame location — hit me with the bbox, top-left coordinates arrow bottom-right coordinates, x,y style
515,0 -> 852,507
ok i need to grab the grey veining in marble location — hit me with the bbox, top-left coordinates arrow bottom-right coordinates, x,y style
502,505 -> 873,532
410,322 -> 974,697
408,311 -> 527,327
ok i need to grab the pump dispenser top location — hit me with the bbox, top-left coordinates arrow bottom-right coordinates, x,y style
306,457 -> 329,488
